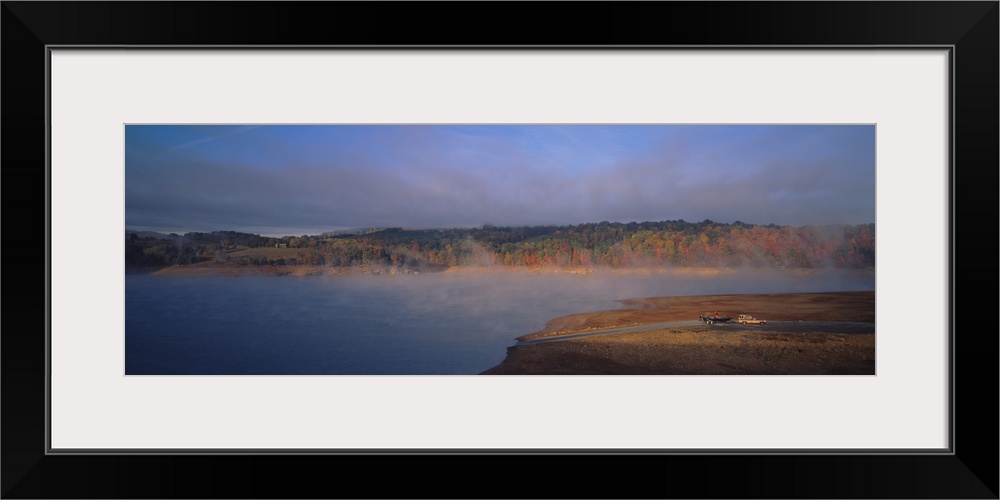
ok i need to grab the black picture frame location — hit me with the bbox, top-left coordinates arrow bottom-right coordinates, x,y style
4,2 -> 997,498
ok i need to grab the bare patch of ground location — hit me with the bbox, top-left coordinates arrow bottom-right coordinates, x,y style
482,291 -> 875,375
518,291 -> 875,341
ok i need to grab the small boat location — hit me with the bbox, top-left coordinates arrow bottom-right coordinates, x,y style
699,313 -> 732,324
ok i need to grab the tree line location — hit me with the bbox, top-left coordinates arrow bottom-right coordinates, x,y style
125,220 -> 876,270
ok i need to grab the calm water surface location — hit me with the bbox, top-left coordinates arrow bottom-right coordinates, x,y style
125,269 -> 875,375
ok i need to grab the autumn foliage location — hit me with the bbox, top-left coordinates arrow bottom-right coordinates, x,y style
125,220 -> 876,271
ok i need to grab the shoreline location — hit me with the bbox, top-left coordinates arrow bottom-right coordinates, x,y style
482,291 -> 876,375
138,263 -> 874,279
518,291 -> 876,341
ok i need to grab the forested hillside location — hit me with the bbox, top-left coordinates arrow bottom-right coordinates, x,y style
125,220 -> 876,271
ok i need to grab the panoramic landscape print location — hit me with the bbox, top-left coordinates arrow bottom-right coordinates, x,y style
125,124 -> 876,375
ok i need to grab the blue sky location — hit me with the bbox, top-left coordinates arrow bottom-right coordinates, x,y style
125,124 -> 876,237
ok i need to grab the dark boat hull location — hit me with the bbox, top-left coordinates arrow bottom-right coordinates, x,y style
699,314 -> 732,324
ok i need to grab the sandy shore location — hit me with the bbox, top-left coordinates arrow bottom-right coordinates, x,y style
481,291 -> 875,375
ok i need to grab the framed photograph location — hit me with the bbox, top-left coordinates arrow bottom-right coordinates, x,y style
119,122 -> 878,378
6,2 -> 996,498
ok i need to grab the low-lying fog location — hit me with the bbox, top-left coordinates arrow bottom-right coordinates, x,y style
125,268 -> 875,375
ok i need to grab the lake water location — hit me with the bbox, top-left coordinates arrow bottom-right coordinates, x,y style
124,268 -> 875,375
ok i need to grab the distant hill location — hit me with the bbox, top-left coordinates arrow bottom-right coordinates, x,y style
125,230 -> 179,240
124,220 -> 876,271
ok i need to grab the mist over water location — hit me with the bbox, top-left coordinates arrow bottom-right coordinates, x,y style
125,268 -> 875,375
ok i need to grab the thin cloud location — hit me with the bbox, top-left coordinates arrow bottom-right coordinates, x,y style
168,125 -> 264,150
